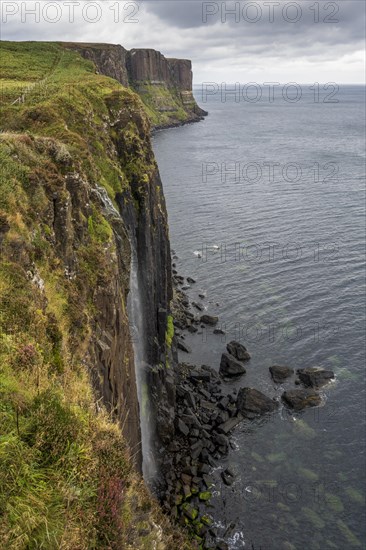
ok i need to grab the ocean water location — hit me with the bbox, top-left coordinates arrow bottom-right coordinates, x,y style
152,85 -> 366,549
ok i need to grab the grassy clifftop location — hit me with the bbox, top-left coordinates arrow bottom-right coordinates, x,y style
0,41 -> 192,549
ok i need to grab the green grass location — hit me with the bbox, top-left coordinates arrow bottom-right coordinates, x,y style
165,315 -> 175,349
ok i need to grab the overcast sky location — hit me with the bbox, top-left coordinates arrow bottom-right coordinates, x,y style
1,0 -> 365,83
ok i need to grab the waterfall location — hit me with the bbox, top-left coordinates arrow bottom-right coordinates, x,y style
127,243 -> 157,486
93,184 -> 156,485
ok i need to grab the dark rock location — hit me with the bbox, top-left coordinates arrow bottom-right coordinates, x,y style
219,353 -> 246,378
182,414 -> 201,428
199,293 -> 205,299
213,433 -> 229,447
177,418 -> 189,436
201,400 -> 217,411
191,441 -> 203,459
213,328 -> 226,335
217,414 -> 243,434
282,389 -> 321,411
200,314 -> 219,326
177,340 -> 191,353
218,396 -> 229,410
269,365 -> 294,383
236,387 -> 278,416
198,463 -> 211,475
187,325 -> 198,333
187,277 -> 196,284
226,340 -> 251,361
181,473 -> 192,485
297,367 -> 335,388
216,410 -> 230,424
203,474 -> 214,488
192,301 -> 204,311
189,369 -> 211,383
221,471 -> 234,486
184,391 -> 196,409
182,285 -> 190,290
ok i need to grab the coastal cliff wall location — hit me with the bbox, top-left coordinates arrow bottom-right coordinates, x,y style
0,41 -> 187,548
61,42 -> 207,128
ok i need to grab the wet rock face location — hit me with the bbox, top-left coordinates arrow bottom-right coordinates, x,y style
282,389 -> 322,411
236,388 -> 278,416
297,367 -> 335,388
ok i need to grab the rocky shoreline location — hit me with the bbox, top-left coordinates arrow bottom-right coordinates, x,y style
156,252 -> 336,549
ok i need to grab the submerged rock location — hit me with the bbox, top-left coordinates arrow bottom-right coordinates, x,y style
226,340 -> 251,361
187,277 -> 196,284
219,353 -> 246,378
282,389 -> 321,411
297,367 -> 335,388
177,340 -> 191,353
236,387 -> 278,416
269,365 -> 294,383
200,314 -> 218,326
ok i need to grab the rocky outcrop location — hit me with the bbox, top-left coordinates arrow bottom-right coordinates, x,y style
127,48 -> 171,84
297,367 -> 334,388
219,353 -> 246,378
269,365 -> 294,383
236,388 -> 278,417
282,389 -> 322,411
226,340 -> 251,361
61,42 -> 208,128
61,42 -> 129,86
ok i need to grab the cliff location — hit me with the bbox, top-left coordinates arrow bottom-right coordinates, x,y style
0,41 -> 191,548
60,42 -> 207,128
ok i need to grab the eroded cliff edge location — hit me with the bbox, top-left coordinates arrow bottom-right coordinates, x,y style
60,42 -> 208,128
0,41 -> 190,548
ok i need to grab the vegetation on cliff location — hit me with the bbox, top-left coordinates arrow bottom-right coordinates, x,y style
0,41 -> 192,549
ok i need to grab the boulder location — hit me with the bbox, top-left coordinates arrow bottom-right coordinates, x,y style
282,389 -> 321,411
226,341 -> 251,361
200,314 -> 218,326
297,367 -> 335,388
269,365 -> 294,383
219,353 -> 246,377
236,388 -> 278,416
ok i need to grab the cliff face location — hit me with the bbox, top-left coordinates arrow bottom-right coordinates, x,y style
0,40 -> 200,547
0,41 -> 186,546
61,42 -> 207,128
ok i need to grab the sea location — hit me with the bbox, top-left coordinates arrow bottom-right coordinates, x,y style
152,84 -> 366,549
